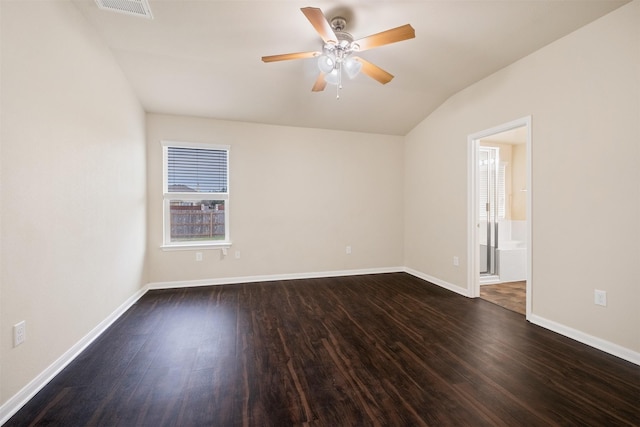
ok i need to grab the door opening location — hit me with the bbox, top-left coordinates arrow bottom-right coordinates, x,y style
468,117 -> 532,318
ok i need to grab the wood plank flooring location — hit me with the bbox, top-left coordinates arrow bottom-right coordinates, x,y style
480,281 -> 526,315
7,273 -> 640,426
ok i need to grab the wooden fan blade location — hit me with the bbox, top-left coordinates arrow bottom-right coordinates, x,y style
262,51 -> 321,63
354,57 -> 394,84
312,73 -> 327,92
301,7 -> 337,43
354,24 -> 415,52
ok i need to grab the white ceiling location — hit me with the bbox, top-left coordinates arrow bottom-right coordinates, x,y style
72,0 -> 628,136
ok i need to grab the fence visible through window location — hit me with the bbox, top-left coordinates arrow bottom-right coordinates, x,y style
170,205 -> 225,241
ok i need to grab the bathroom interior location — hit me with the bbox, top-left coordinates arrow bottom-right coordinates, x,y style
478,127 -> 527,314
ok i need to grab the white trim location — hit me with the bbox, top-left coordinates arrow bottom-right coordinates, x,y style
161,140 -> 230,151
529,314 -> 640,366
479,275 -> 501,285
525,121 -> 533,318
162,193 -> 229,201
404,267 -> 471,297
160,241 -> 232,251
147,267 -> 404,289
467,116 -> 532,318
0,285 -> 150,425
467,130 -> 479,300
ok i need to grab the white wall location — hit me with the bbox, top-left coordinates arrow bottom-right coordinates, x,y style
146,114 -> 404,284
0,1 -> 147,408
405,1 -> 640,353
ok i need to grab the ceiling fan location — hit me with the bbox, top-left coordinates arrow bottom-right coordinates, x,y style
261,7 -> 415,97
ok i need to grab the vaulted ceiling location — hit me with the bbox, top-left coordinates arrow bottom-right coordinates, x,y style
72,0 -> 628,135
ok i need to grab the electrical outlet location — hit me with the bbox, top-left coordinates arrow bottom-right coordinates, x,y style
594,290 -> 607,306
453,256 -> 459,266
14,321 -> 26,347
195,252 -> 203,261
346,246 -> 352,254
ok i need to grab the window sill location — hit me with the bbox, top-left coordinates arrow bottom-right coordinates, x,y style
161,242 -> 232,251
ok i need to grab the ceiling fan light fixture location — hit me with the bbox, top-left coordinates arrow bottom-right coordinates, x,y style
317,54 -> 335,73
324,68 -> 340,85
344,57 -> 362,79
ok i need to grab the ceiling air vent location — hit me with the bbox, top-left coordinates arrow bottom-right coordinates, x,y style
95,0 -> 153,19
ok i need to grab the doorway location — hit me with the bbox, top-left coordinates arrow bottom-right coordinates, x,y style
468,117 -> 531,318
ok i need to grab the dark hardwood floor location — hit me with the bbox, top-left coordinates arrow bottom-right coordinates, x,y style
7,273 -> 640,426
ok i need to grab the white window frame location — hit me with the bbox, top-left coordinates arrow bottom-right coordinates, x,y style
161,140 -> 231,250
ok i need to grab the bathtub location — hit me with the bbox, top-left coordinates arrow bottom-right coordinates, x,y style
497,240 -> 527,282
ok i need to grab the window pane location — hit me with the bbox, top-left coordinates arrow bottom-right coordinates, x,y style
167,147 -> 227,193
169,200 -> 225,242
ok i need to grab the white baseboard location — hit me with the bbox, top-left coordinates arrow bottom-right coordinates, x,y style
404,267 -> 471,297
147,266 -> 404,290
528,314 -> 640,366
0,285 -> 150,426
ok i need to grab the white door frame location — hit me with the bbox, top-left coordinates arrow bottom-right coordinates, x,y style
467,116 -> 532,319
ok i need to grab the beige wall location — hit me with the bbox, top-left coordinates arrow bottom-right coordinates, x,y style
146,115 -> 404,284
511,144 -> 527,220
405,1 -> 639,352
0,1 -> 147,406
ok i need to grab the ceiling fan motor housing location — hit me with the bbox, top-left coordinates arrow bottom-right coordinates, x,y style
330,17 -> 347,31
324,17 -> 359,60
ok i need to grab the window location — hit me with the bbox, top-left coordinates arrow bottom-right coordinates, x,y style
162,141 -> 230,248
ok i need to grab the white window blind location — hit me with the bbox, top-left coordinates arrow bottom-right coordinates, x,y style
167,147 -> 228,193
